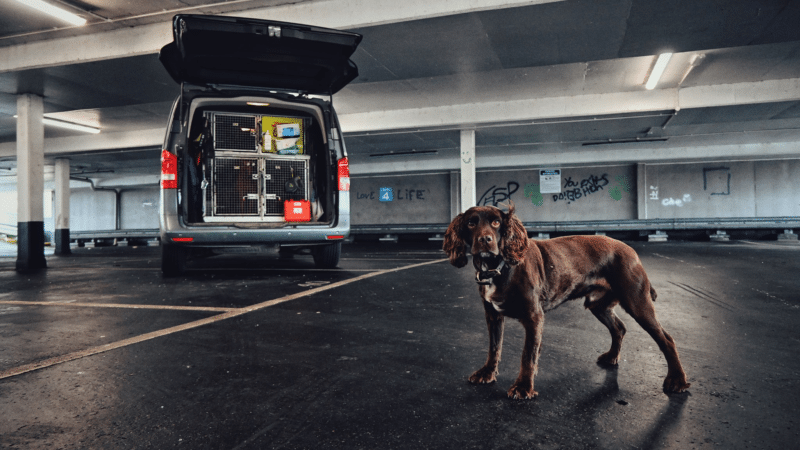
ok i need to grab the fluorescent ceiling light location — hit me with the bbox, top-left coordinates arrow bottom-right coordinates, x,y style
15,115 -> 101,133
15,0 -> 87,26
645,52 -> 673,90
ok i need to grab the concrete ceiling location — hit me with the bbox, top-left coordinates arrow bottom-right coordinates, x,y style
0,0 -> 799,185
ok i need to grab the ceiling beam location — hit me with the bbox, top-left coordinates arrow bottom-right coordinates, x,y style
0,0 -> 563,73
679,78 -> 800,109
349,136 -> 800,175
1,78 -> 797,158
0,128 -> 163,158
338,78 -> 800,134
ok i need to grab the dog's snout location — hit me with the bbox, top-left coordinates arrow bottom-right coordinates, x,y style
478,234 -> 493,244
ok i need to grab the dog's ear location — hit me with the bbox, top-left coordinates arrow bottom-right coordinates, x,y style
500,201 -> 528,265
443,212 -> 469,268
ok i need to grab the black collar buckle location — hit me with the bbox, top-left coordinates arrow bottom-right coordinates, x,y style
475,260 -> 506,285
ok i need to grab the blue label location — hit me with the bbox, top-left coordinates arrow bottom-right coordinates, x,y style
379,187 -> 393,202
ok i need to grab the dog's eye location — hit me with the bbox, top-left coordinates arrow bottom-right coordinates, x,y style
491,219 -> 501,228
467,221 -> 477,228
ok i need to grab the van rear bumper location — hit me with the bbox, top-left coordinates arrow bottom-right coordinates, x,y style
160,216 -> 349,246
160,187 -> 350,246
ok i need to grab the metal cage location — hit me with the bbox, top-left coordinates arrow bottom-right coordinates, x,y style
210,113 -> 258,152
206,155 -> 309,221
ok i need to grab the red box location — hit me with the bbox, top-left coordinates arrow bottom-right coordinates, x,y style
284,200 -> 311,222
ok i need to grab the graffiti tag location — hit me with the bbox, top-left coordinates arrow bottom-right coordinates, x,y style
478,182 -> 519,207
524,183 -> 544,206
609,175 -> 631,201
662,194 -> 692,207
356,188 -> 428,201
552,174 -> 609,204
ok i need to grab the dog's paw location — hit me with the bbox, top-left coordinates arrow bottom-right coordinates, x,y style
597,351 -> 620,366
507,381 -> 538,400
469,367 -> 498,384
663,375 -> 691,394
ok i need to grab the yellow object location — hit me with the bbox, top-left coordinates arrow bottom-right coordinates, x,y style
261,116 -> 304,154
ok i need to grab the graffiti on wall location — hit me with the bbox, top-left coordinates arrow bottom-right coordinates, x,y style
356,188 -> 429,201
478,182 -> 519,207
519,173 -> 630,206
524,183 -> 544,206
704,167 -> 731,195
649,185 -> 692,207
450,172 -> 632,209
609,175 -> 631,201
552,174 -> 610,204
661,194 -> 692,207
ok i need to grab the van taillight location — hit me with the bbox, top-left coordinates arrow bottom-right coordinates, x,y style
337,157 -> 350,191
161,149 -> 178,189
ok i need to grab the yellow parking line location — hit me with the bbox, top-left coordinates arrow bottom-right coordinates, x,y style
0,258 -> 447,380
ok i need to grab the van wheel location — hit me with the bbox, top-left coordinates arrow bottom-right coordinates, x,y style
162,245 -> 187,276
312,242 -> 341,269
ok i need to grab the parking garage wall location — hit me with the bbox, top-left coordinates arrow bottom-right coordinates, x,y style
350,173 -> 451,225
350,159 -> 800,227
70,188 -> 116,232
643,160 -> 800,219
65,159 -> 799,233
70,187 -> 160,232
119,188 -> 159,229
475,165 -> 638,222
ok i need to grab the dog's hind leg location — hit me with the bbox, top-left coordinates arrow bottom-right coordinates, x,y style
620,289 -> 691,394
587,297 -> 627,366
469,302 -> 505,385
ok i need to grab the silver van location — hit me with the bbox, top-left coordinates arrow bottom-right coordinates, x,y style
158,15 -> 361,275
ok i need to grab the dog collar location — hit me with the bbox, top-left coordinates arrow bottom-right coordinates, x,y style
476,260 -> 506,285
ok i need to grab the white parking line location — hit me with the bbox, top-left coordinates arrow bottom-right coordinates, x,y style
0,258 -> 447,380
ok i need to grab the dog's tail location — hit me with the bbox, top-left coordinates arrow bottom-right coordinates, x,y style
650,286 -> 658,302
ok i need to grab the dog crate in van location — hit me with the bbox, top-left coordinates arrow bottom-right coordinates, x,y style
202,111 -> 311,221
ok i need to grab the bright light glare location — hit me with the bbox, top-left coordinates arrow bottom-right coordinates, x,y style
43,118 -> 100,133
14,115 -> 101,133
646,53 -> 673,90
15,0 -> 87,26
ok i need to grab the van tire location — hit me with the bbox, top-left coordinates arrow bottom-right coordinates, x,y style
312,242 -> 341,268
162,245 -> 187,276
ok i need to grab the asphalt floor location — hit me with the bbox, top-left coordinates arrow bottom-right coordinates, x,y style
0,238 -> 799,449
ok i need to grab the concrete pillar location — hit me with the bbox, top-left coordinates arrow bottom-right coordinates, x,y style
16,93 -> 47,272
637,163 -> 647,220
54,158 -> 71,255
459,129 -> 476,212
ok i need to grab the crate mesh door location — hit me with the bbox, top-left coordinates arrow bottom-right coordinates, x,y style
263,160 -> 308,215
213,158 -> 260,216
213,114 -> 257,151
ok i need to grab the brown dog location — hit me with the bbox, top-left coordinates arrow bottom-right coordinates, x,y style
443,203 -> 690,399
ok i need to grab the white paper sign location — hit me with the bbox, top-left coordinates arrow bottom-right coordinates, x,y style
539,169 -> 562,194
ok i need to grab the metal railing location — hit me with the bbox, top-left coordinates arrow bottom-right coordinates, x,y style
352,216 -> 800,236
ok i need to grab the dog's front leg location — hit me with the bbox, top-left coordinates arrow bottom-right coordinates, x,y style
469,302 -> 504,384
508,312 -> 544,399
